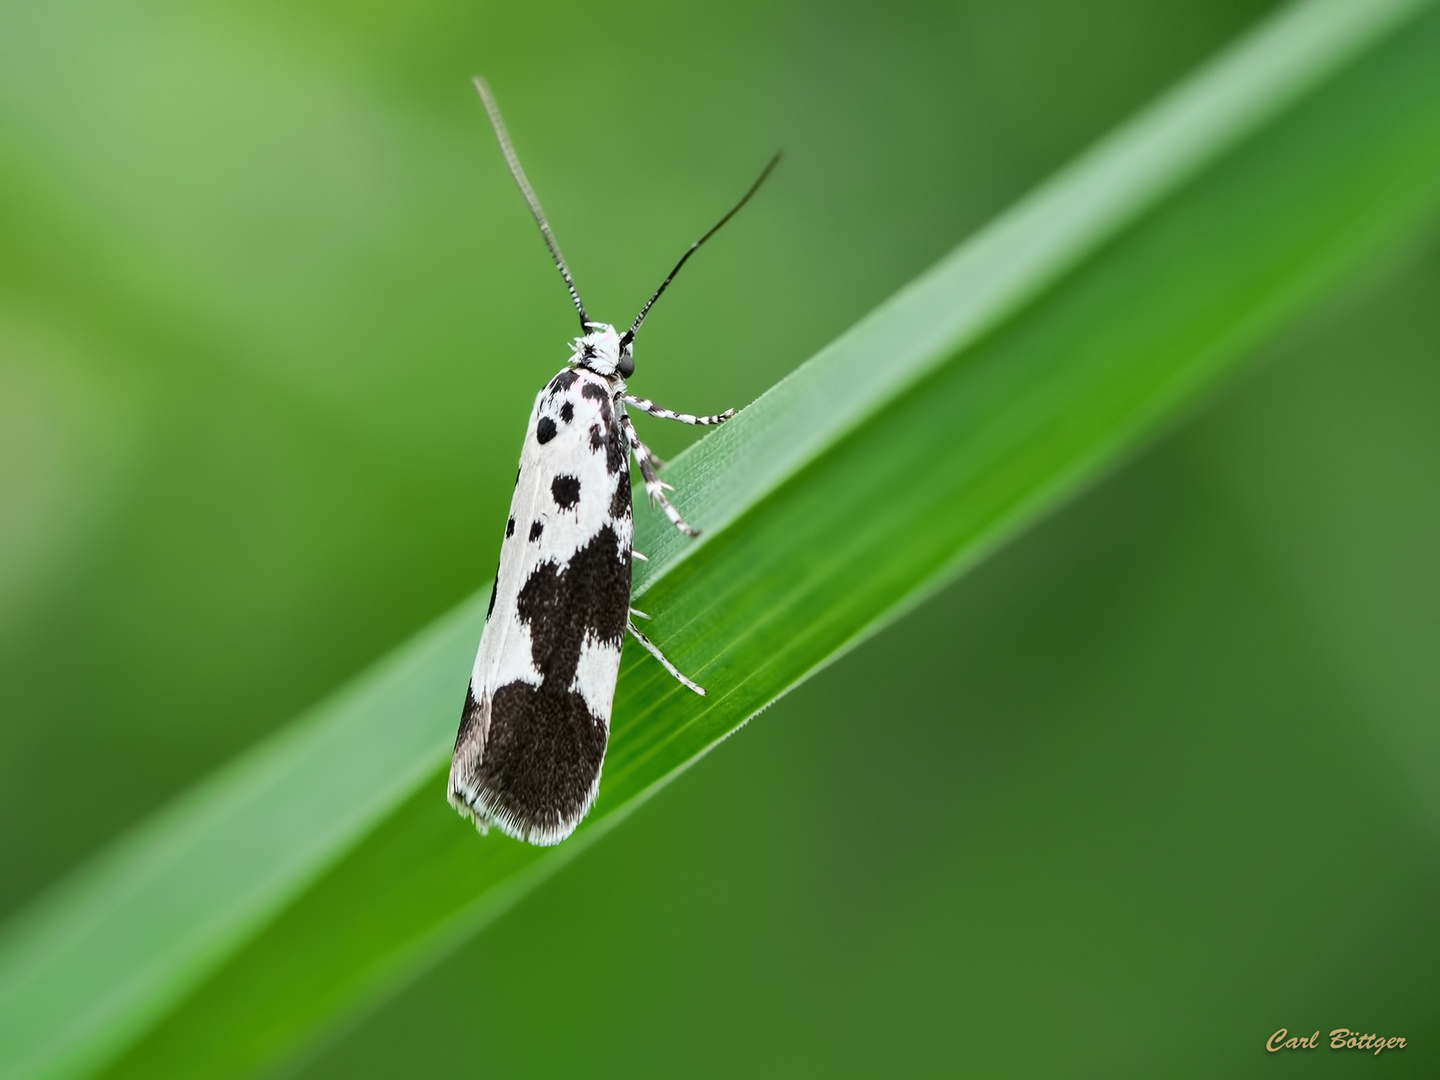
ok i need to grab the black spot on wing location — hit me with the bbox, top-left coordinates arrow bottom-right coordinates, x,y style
529,520 -> 544,541
551,475 -> 581,510
506,517 -> 515,539
559,401 -> 574,424
470,680 -> 608,836
536,417 -> 557,445
549,369 -> 579,394
589,424 -> 603,452
610,474 -> 632,520
516,525 -> 631,685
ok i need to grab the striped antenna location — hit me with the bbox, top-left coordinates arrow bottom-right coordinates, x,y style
473,77 -> 589,333
623,152 -> 781,345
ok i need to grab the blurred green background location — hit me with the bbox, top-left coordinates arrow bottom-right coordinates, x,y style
2,0 -> 1437,1075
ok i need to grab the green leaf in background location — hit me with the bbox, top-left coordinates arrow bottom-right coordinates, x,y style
2,0 -> 1439,1075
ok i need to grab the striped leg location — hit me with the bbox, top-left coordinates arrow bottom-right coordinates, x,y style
621,393 -> 734,427
621,411 -> 699,537
628,620 -> 705,696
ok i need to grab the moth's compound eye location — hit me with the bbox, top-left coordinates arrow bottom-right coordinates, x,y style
618,351 -> 635,378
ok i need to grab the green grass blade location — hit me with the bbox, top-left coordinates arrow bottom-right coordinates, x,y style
3,0 -> 1440,1075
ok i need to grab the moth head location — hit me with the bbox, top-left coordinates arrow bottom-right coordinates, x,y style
571,323 -> 633,379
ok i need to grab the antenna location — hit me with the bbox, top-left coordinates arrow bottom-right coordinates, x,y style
623,152 -> 781,345
473,77 -> 589,333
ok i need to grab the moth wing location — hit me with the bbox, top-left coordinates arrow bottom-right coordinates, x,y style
449,368 -> 633,845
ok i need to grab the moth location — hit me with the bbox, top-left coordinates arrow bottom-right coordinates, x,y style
448,77 -> 778,846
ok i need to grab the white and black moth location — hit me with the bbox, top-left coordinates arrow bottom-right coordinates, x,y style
448,78 -> 777,846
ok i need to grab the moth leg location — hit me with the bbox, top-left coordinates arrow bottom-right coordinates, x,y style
621,393 -> 735,427
629,607 -> 651,620
628,620 -> 705,696
621,412 -> 699,537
